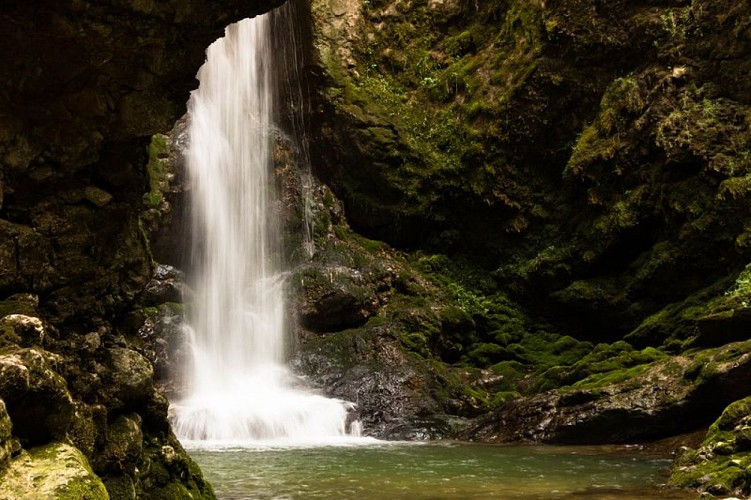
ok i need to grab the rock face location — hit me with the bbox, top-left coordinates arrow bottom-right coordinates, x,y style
0,0 -> 284,326
278,0 -> 751,493
306,0 -> 751,343
469,341 -> 751,444
0,0 -> 285,497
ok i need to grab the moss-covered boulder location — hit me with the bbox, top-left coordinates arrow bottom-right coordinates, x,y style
103,348 -> 155,410
0,314 -> 44,348
0,442 -> 108,500
470,340 -> 751,444
0,399 -> 13,472
0,347 -> 74,445
671,396 -> 751,498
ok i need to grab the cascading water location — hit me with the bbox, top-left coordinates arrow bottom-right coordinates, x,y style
170,10 -> 359,445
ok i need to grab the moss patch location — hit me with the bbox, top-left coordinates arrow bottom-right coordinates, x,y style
0,442 -> 109,499
671,396 -> 751,497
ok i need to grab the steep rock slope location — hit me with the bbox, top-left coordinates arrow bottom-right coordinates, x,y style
307,0 -> 751,340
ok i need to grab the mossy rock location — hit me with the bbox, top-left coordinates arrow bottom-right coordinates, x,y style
0,294 -> 39,320
0,442 -> 109,499
0,347 -> 74,445
671,396 -> 751,497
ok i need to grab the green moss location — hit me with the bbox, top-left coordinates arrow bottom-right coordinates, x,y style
570,363 -> 652,390
400,332 -> 430,358
540,341 -> 666,389
0,443 -> 109,499
671,396 -> 751,496
465,342 -> 508,367
489,391 -> 521,407
143,134 -> 169,208
0,295 -> 38,319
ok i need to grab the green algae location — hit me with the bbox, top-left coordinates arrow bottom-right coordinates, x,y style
143,134 -> 169,208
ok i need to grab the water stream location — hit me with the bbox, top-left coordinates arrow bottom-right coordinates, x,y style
170,10 -> 358,444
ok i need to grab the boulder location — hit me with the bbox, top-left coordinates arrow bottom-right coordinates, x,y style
296,265 -> 380,332
0,314 -> 45,348
671,396 -> 751,497
0,442 -> 108,500
103,348 -> 154,408
0,348 -> 74,445
468,340 -> 751,444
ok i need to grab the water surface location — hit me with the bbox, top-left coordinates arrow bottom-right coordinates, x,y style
189,441 -> 692,499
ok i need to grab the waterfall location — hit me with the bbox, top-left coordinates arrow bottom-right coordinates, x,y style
170,9 -> 358,445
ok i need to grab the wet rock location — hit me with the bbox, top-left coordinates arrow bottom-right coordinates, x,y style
0,442 -> 108,500
296,264 -> 380,332
95,413 -> 143,476
139,264 -> 185,306
0,314 -> 44,348
468,340 -> 751,444
103,348 -> 154,408
293,324 -> 446,439
0,348 -> 74,445
135,304 -> 189,390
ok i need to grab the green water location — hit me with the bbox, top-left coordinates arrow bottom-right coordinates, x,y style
189,442 -> 693,499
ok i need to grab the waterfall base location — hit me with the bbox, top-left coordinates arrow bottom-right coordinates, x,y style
170,365 -> 363,447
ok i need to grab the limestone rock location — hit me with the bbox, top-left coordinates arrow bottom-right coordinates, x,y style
0,314 -> 44,348
104,348 -> 154,408
95,414 -> 143,476
0,442 -> 108,500
0,348 -> 74,445
0,399 -> 13,472
0,294 -> 39,319
84,186 -> 114,208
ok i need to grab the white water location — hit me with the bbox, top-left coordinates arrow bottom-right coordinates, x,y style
170,12 -> 360,446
